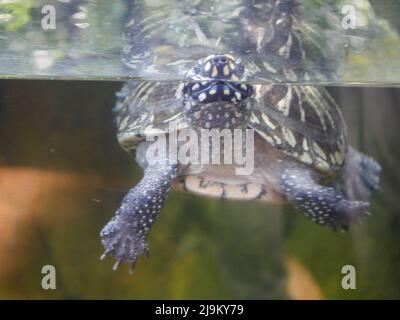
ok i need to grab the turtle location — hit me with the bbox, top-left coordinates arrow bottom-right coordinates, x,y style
100,0 -> 381,270
100,53 -> 381,270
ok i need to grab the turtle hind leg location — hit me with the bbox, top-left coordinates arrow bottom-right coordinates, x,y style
281,167 -> 369,230
340,146 -> 381,202
100,162 -> 180,271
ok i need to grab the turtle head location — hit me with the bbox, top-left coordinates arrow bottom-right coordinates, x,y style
189,54 -> 245,81
182,54 -> 253,129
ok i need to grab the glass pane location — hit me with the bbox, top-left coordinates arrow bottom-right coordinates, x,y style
0,0 -> 399,300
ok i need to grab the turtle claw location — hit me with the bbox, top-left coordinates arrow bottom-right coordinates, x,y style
100,248 -> 113,261
113,260 -> 122,271
100,253 -> 107,261
129,261 -> 137,274
100,214 -> 148,271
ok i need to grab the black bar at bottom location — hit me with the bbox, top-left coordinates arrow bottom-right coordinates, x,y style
0,299 -> 395,318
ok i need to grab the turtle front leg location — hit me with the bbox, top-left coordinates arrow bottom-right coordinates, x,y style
100,162 -> 180,270
280,167 -> 369,230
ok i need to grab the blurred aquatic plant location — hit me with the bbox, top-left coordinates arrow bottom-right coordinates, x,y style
0,0 -> 126,77
0,0 -> 33,31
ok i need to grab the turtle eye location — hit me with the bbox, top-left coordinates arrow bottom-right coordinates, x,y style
236,64 -> 244,74
234,58 -> 244,73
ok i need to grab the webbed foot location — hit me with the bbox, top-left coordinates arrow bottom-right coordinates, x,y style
100,211 -> 149,271
100,163 -> 179,271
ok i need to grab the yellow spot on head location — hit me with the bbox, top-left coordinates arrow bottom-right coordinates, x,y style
209,88 -> 217,95
212,66 -> 218,77
223,65 -> 230,76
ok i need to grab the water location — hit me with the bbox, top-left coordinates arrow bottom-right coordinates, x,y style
0,0 -> 399,299
0,0 -> 400,84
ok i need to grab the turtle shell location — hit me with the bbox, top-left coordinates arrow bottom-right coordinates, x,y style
250,84 -> 347,174
115,81 -> 188,151
116,81 -> 347,174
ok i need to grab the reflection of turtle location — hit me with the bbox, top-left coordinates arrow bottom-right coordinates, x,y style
122,0 -> 345,82
100,1 -> 381,270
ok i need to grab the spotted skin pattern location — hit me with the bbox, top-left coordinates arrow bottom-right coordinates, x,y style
280,146 -> 381,230
281,167 -> 369,230
183,54 -> 253,130
100,163 -> 179,270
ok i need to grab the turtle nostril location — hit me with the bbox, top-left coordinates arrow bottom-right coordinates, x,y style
213,55 -> 228,65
